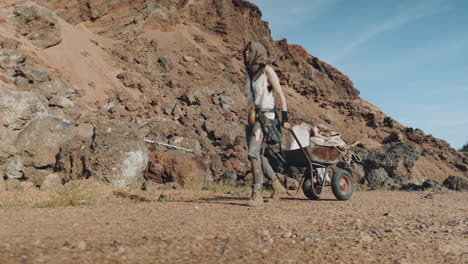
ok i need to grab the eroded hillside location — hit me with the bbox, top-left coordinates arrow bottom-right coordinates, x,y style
0,0 -> 466,192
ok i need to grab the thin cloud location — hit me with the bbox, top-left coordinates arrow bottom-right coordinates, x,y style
330,0 -> 451,63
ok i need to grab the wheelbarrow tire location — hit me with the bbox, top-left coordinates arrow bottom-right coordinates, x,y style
302,168 -> 321,200
302,178 -> 320,200
331,169 -> 354,201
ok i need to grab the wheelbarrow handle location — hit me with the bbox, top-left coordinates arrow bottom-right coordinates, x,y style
285,128 -> 315,175
283,127 -> 317,195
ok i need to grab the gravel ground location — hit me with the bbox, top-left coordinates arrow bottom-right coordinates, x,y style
1,190 -> 467,264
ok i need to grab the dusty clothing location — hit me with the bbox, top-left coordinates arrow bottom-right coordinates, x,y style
246,120 -> 278,184
246,72 -> 275,120
243,41 -> 279,189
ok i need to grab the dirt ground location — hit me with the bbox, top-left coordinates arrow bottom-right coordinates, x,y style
1,190 -> 467,264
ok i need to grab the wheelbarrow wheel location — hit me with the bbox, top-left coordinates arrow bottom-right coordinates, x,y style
302,168 -> 322,200
331,169 -> 354,201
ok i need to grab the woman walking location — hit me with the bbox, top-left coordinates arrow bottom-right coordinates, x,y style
243,41 -> 290,207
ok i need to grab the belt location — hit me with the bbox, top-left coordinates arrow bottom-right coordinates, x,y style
255,107 -> 276,113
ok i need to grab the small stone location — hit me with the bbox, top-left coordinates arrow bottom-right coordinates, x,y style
158,194 -> 167,201
423,193 -> 434,199
5,156 -> 25,179
282,231 -> 293,238
383,212 -> 392,216
76,241 -> 87,250
49,96 -> 74,108
360,235 -> 374,243
262,230 -> 270,236
183,56 -> 195,63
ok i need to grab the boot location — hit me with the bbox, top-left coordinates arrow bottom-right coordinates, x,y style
270,179 -> 286,201
246,160 -> 264,207
247,184 -> 264,207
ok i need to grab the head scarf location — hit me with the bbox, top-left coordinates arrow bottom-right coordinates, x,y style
244,41 -> 268,81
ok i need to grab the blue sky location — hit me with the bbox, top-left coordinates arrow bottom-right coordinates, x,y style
250,0 -> 468,149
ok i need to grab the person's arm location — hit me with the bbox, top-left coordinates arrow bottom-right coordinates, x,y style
265,66 -> 287,112
265,66 -> 290,128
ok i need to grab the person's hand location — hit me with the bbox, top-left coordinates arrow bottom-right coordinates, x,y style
281,111 -> 290,129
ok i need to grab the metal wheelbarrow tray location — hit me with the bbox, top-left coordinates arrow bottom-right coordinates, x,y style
280,129 -> 354,201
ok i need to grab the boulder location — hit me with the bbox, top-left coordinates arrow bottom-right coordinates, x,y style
145,151 -> 205,189
220,170 -> 237,186
443,176 -> 468,192
14,67 -> 51,89
48,96 -> 74,108
15,115 -> 74,169
149,56 -> 174,73
5,155 -> 25,179
41,173 -> 63,190
400,179 -> 445,191
56,133 -> 92,181
0,127 -> 17,168
366,168 -> 393,190
0,50 -> 26,69
117,71 -> 140,89
12,2 -> 62,49
0,86 -> 45,130
0,38 -> 20,50
158,56 -> 173,72
363,143 -> 420,188
86,120 -> 148,189
39,79 -> 76,98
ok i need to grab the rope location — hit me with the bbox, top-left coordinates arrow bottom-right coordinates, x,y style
334,141 -> 362,168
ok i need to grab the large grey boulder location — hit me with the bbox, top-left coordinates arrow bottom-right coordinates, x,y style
363,143 -> 420,189
12,2 -> 62,49
86,120 -> 148,189
15,115 -> 74,170
0,86 -> 45,130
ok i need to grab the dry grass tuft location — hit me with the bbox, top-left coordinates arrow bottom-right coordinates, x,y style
205,182 -> 251,195
0,179 -> 117,208
0,179 -> 169,208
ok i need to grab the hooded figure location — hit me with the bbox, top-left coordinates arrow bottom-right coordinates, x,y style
244,41 -> 268,82
242,41 -> 290,207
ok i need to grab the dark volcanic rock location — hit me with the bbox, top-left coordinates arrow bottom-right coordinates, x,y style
363,143 -> 420,188
400,179 -> 445,191
366,168 -> 393,190
443,176 -> 468,192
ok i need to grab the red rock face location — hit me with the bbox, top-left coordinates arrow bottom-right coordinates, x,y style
0,0 -> 465,189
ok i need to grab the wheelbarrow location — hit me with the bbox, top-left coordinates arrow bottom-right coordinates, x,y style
273,128 -> 355,201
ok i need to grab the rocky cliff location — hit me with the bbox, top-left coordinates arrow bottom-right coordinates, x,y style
0,0 -> 466,191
